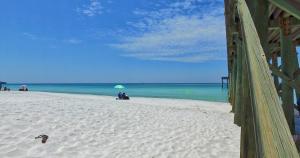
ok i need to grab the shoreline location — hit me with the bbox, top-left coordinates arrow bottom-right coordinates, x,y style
0,91 -> 239,158
5,90 -> 229,103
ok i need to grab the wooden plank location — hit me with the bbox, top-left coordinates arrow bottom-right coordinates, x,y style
230,52 -> 237,106
237,0 -> 299,156
232,52 -> 238,107
280,23 -> 296,134
240,40 -> 257,158
224,0 -> 235,74
234,37 -> 243,126
246,0 -> 270,59
292,43 -> 300,100
269,64 -> 300,94
291,28 -> 300,40
269,18 -> 300,29
269,0 -> 300,19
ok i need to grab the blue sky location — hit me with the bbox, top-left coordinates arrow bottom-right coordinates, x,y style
0,0 -> 227,83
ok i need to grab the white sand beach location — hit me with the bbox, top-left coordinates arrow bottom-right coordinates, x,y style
0,92 -> 240,158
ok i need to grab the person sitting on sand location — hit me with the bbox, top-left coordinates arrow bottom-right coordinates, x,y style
19,85 -> 28,91
118,92 -> 122,99
122,93 -> 130,100
116,92 -> 130,100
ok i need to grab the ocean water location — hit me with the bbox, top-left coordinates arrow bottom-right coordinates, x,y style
6,83 -> 228,102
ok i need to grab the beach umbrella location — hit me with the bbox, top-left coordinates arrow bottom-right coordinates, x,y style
114,85 -> 125,89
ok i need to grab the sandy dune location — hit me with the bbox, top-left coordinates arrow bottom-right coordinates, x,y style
0,92 -> 240,158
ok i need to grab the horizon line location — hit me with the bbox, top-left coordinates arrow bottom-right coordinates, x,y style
6,82 -> 224,84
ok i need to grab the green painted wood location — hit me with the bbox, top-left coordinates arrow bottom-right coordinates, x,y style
269,0 -> 300,20
292,44 -> 300,100
269,64 -> 300,94
229,72 -> 233,103
234,37 -> 243,126
236,0 -> 299,157
240,40 -> 257,158
269,18 -> 300,29
224,0 -> 234,74
246,0 -> 269,59
230,55 -> 237,106
231,40 -> 238,109
280,25 -> 296,134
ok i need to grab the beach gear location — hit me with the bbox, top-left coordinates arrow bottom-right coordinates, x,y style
35,135 -> 48,143
114,85 -> 125,89
19,85 -> 28,91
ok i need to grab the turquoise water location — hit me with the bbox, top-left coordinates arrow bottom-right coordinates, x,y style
6,83 -> 228,102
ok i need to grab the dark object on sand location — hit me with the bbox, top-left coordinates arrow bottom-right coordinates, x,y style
35,135 -> 49,143
19,85 -> 28,91
19,88 -> 28,91
116,92 -> 130,100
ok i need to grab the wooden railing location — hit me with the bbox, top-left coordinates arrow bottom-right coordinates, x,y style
229,0 -> 299,157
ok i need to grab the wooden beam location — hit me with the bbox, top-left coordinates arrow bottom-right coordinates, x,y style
231,36 -> 238,108
292,42 -> 300,99
237,0 -> 299,156
246,0 -> 270,58
240,42 -> 257,158
234,37 -> 243,126
269,0 -> 300,19
224,0 -> 235,73
280,17 -> 295,134
269,64 -> 300,93
269,42 -> 280,50
291,28 -> 300,40
269,17 -> 300,29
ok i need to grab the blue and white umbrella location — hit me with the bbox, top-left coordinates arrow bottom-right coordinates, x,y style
114,85 -> 125,89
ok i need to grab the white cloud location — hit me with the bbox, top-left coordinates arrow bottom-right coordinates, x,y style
22,33 -> 83,45
64,38 -> 82,44
77,0 -> 103,17
112,0 -> 226,63
22,32 -> 38,40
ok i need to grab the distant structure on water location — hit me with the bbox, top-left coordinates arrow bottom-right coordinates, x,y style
221,76 -> 229,88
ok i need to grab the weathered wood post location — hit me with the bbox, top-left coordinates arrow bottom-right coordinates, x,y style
231,39 -> 238,109
292,42 -> 300,100
234,36 -> 243,126
240,42 -> 257,158
245,0 -> 269,58
280,17 -> 295,134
